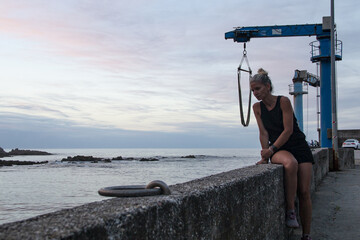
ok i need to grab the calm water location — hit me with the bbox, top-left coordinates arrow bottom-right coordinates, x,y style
0,148 -> 259,225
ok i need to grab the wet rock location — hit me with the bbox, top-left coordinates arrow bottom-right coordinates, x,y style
0,147 -> 8,158
0,160 -> 49,167
7,148 -> 52,156
61,155 -> 103,162
139,158 -> 159,162
112,156 -> 135,161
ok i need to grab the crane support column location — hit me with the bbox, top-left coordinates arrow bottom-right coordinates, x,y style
310,18 -> 342,148
290,70 -> 319,137
293,81 -> 304,131
318,37 -> 332,147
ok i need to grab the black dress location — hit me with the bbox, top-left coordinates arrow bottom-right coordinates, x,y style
260,96 -> 314,164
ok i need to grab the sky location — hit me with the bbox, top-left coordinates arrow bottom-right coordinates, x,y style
0,0 -> 359,149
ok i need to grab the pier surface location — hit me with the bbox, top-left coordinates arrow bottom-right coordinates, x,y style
291,150 -> 360,239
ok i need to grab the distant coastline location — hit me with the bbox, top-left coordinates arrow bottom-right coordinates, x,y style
0,147 -> 52,158
0,147 -> 52,166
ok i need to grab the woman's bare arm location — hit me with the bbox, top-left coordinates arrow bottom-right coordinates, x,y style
253,102 -> 270,164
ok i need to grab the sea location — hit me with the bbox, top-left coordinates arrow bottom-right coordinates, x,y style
0,148 -> 260,225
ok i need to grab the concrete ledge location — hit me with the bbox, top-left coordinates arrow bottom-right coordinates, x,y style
328,148 -> 355,170
0,164 -> 287,240
311,148 -> 329,193
338,148 -> 355,169
0,149 -> 333,240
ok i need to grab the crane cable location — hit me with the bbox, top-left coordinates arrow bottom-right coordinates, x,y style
237,43 -> 252,127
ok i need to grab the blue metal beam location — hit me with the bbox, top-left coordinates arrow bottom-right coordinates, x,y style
225,24 -> 328,42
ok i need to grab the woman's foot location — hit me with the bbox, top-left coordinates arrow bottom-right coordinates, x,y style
286,209 -> 299,228
300,234 -> 312,240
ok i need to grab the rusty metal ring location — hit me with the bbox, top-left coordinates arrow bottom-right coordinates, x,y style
146,180 -> 171,195
98,180 -> 171,197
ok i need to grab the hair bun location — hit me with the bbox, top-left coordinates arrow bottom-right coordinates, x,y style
257,68 -> 268,75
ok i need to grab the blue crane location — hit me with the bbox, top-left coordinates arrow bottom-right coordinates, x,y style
225,17 -> 342,148
289,69 -> 320,133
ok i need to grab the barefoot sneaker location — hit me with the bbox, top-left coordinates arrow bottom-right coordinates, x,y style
301,235 -> 312,240
286,210 -> 299,228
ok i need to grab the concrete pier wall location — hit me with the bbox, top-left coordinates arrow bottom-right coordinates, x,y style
0,148 -> 351,240
338,129 -> 360,146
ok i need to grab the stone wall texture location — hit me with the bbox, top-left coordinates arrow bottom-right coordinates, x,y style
0,148 -> 352,240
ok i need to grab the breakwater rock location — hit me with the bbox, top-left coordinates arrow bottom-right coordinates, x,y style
112,156 -> 158,161
8,148 -> 52,156
61,155 -> 110,163
0,148 -> 7,158
0,147 -> 52,158
111,156 -> 135,161
61,155 -> 159,163
139,158 -> 159,161
0,160 -> 49,167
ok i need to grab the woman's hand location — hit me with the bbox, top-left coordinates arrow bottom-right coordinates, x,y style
256,158 -> 269,165
261,148 -> 273,160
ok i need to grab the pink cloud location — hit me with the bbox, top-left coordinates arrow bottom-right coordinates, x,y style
0,2 -> 158,73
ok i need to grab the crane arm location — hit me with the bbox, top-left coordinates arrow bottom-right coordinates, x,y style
293,70 -> 320,87
225,23 -> 328,43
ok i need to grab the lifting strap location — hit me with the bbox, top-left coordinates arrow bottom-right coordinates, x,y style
237,43 -> 252,127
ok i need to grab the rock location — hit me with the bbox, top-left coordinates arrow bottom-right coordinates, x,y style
8,148 -> 52,156
0,147 -> 8,158
112,156 -> 135,161
139,158 -> 159,162
0,160 -> 49,167
181,155 -> 196,158
61,155 -> 105,162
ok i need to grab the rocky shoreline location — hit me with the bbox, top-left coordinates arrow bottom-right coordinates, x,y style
0,160 -> 49,167
0,147 -> 52,167
61,155 -> 160,163
60,155 -> 200,163
0,147 -> 52,158
0,147 -> 203,167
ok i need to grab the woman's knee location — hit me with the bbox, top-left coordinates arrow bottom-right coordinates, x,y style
271,151 -> 298,169
284,158 -> 298,170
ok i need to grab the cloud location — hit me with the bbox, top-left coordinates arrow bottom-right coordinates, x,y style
0,0 -> 359,148
0,113 -> 259,149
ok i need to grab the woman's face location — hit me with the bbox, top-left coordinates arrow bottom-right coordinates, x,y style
250,81 -> 270,100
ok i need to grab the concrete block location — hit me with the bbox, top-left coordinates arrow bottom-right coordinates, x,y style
338,148 -> 355,169
0,165 -> 287,240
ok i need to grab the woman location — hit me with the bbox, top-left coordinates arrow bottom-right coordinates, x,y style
251,68 -> 314,240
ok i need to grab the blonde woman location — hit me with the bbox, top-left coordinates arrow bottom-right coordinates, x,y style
251,68 -> 314,240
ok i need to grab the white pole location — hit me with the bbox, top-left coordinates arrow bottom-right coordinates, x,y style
331,0 -> 339,170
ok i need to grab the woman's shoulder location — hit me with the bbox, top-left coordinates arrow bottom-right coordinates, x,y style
279,96 -> 293,110
252,101 -> 261,109
278,95 -> 291,103
252,102 -> 261,114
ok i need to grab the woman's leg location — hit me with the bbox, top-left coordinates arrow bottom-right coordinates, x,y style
271,150 -> 298,210
297,162 -> 313,235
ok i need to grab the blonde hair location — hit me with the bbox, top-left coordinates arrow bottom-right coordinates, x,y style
250,68 -> 273,92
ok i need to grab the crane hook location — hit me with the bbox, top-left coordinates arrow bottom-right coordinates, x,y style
237,43 -> 252,127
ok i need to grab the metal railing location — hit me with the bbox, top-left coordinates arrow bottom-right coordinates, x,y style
309,39 -> 343,60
